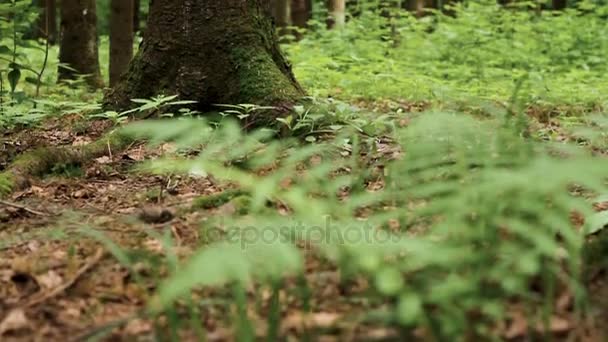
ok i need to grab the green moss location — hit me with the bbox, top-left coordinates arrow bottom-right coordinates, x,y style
0,173 -> 15,196
0,130 -> 135,197
191,189 -> 249,210
50,163 -> 84,178
232,195 -> 252,216
232,46 -> 303,106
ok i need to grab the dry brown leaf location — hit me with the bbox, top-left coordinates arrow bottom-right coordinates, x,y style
535,316 -> 572,335
95,156 -> 112,164
36,270 -> 63,290
0,309 -> 30,335
503,311 -> 528,340
124,318 -> 152,335
72,137 -> 92,146
282,312 -> 341,333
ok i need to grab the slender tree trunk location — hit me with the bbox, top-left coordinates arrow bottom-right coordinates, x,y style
406,0 -> 427,17
104,0 -> 304,128
58,0 -> 102,88
274,0 -> 291,33
45,0 -> 57,43
32,0 -> 57,43
133,0 -> 141,34
552,0 -> 567,10
291,0 -> 311,30
327,0 -> 346,29
110,0 -> 134,87
272,0 -> 291,37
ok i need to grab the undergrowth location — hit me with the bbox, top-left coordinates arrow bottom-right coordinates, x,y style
104,105 -> 607,339
2,1 -> 608,339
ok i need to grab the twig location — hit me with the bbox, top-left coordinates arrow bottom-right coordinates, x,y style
68,312 -> 142,342
0,199 -> 50,217
21,248 -> 105,308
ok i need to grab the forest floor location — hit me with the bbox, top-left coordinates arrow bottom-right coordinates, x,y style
0,113 -> 403,341
0,107 -> 607,341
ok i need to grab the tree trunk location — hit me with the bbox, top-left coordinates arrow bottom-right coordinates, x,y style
104,0 -> 304,128
33,0 -> 58,43
327,0 -> 346,29
291,0 -> 311,38
552,0 -> 567,10
58,0 -> 102,88
133,0 -> 141,34
274,0 -> 291,35
110,0 -> 134,87
406,0 -> 428,17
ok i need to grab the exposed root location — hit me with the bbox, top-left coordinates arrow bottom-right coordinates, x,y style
0,130 -> 134,197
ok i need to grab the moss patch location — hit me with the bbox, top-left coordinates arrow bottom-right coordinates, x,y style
191,189 -> 249,210
0,130 -> 134,197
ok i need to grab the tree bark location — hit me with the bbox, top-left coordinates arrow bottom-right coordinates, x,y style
552,0 -> 567,10
104,0 -> 304,128
110,0 -> 134,86
273,0 -> 291,35
291,0 -> 311,38
133,0 -> 141,33
58,0 -> 102,88
33,0 -> 57,43
327,0 -> 346,29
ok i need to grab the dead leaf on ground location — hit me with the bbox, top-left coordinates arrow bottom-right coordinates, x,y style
36,270 -> 63,290
95,156 -> 112,164
282,312 -> 341,333
0,309 -> 31,335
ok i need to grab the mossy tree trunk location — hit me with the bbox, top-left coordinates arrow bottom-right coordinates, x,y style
105,0 -> 305,128
58,0 -> 102,88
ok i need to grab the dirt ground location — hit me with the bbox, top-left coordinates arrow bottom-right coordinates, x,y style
0,116 -> 607,341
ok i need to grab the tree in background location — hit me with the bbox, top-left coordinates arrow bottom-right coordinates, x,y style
105,0 -> 304,128
32,0 -> 57,43
58,0 -> 102,88
291,0 -> 312,38
109,0 -> 134,86
273,0 -> 291,35
327,0 -> 346,29
553,0 -> 567,10
133,0 -> 140,33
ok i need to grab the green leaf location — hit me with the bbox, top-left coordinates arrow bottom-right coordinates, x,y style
397,294 -> 423,325
0,45 -> 11,55
8,67 -> 21,92
585,211 -> 608,235
25,76 -> 38,85
375,268 -> 403,295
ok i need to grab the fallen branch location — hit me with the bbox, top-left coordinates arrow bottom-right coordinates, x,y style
0,199 -> 50,217
21,248 -> 105,308
0,129 -> 135,197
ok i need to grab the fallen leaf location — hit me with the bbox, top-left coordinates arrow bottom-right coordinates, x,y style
503,311 -> 528,340
95,156 -> 112,164
282,312 -> 341,333
36,270 -> 63,290
0,309 -> 30,335
535,316 -> 571,335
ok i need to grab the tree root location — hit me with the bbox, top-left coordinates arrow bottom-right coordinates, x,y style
0,130 -> 134,197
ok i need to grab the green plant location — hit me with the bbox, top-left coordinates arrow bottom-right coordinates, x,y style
112,98 -> 608,339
